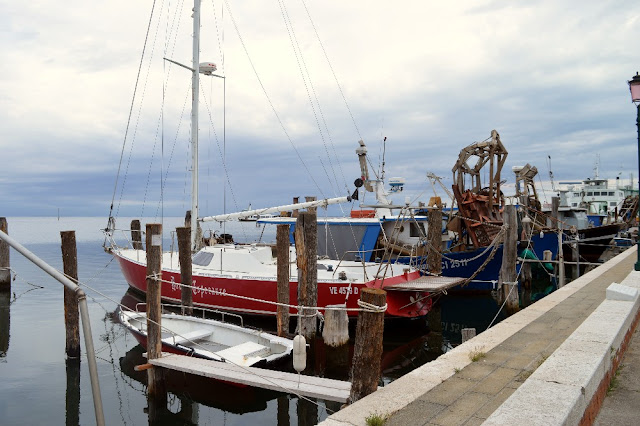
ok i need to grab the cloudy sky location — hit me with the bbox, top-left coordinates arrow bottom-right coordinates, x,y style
2,0 -> 640,221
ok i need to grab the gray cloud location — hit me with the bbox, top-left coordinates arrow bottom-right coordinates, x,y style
2,0 -> 640,221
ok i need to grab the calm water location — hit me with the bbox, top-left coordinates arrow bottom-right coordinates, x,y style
0,217 -> 502,425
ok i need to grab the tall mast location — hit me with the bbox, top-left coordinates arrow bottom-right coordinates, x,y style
191,0 -> 201,250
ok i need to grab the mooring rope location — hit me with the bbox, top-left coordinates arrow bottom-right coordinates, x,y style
356,299 -> 387,313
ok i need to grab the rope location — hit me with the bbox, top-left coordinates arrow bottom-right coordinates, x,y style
443,226 -> 506,288
356,299 -> 387,313
440,226 -> 506,262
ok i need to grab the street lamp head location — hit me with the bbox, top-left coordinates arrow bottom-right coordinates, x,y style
629,72 -> 640,104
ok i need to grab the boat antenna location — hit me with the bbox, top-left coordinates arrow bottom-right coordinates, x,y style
547,155 -> 556,192
380,136 -> 387,183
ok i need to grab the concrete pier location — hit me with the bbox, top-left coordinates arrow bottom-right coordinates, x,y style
319,246 -> 640,425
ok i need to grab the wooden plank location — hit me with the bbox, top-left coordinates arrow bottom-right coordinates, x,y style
384,275 -> 465,291
149,353 -> 351,403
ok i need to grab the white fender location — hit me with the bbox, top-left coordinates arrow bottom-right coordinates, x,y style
293,335 -> 307,373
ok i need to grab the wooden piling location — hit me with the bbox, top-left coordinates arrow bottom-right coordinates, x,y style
61,231 -> 80,359
176,227 -> 193,316
292,197 -> 299,218
500,205 -> 519,315
145,223 -> 166,402
322,304 -> 349,347
557,227 -> 566,288
131,219 -> 142,250
276,224 -> 290,337
322,304 -> 350,376
551,196 -> 566,287
461,328 -> 476,343
0,217 -> 9,290
572,241 -> 581,280
427,207 -> 443,274
551,197 -> 560,228
295,212 -> 318,340
304,196 -> 317,213
349,288 -> 386,404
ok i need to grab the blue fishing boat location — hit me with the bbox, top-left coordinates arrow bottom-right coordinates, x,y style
260,133 -> 559,292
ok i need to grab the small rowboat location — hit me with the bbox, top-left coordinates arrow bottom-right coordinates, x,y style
118,308 -> 293,367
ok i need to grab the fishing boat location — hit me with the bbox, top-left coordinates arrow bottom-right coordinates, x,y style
517,160 -> 636,267
118,306 -> 293,367
539,160 -> 638,264
261,132 -> 558,292
553,156 -> 639,227
105,1 -> 456,320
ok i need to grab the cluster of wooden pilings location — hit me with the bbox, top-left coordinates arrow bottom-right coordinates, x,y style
277,210 -> 386,404
128,206 -> 386,414
0,218 -> 105,425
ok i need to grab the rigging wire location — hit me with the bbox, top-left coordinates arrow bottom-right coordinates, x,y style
300,0 -> 362,142
220,0 -> 328,199
277,0 -> 344,198
108,0 -> 159,224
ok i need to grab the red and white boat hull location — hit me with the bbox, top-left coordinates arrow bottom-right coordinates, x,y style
114,247 -> 433,318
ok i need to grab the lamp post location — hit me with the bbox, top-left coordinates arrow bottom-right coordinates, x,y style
628,72 -> 640,271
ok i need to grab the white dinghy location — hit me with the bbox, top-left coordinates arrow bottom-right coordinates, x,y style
118,307 -> 293,367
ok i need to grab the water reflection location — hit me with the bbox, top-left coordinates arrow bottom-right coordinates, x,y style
0,290 -> 9,359
146,394 -> 199,426
66,359 -> 80,426
113,288 -> 504,423
120,344 -> 281,415
440,293 -> 504,345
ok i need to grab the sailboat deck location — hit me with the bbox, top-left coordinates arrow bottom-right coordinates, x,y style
384,275 -> 466,291
148,353 -> 351,403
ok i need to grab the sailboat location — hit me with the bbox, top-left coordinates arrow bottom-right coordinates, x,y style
105,0 -> 454,319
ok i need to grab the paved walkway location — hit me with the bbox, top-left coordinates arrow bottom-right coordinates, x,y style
594,321 -> 640,425
383,252 -> 636,425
